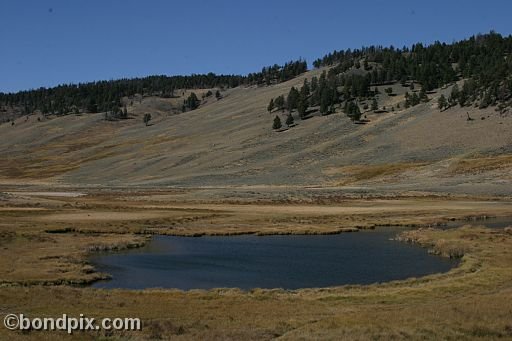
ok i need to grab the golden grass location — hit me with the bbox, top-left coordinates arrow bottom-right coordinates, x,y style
326,162 -> 427,184
449,154 -> 512,175
0,225 -> 511,340
0,189 -> 511,339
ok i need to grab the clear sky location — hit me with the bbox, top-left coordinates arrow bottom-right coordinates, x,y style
1,0 -> 511,93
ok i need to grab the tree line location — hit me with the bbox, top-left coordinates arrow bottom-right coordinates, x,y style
0,60 -> 308,117
246,60 -> 307,86
269,31 -> 512,131
313,31 -> 512,109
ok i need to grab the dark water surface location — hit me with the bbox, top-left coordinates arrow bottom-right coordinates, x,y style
91,225 -> 463,290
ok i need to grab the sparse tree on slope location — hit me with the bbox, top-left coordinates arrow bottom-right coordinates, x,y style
298,84 -> 310,119
143,113 -> 152,126
419,88 -> 429,102
319,88 -> 332,115
273,115 -> 282,130
346,102 -> 362,121
274,95 -> 285,112
301,79 -> 310,98
185,92 -> 200,110
449,84 -> 459,107
371,98 -> 378,111
297,97 -> 308,119
286,113 -> 294,126
438,94 -> 448,111
267,98 -> 274,113
286,87 -> 300,112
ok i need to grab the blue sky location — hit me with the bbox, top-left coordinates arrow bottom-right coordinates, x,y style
1,0 -> 511,92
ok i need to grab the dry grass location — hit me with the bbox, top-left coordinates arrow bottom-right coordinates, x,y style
449,154 -> 512,175
326,162 -> 427,184
0,226 -> 147,285
0,224 -> 511,340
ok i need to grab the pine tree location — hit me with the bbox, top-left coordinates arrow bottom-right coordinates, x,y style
371,98 -> 378,111
297,97 -> 308,119
320,88 -> 332,115
405,92 -> 411,108
419,88 -> 429,102
286,113 -> 294,126
86,99 -> 97,113
438,94 -> 448,111
301,79 -> 310,97
274,95 -> 285,111
449,85 -> 459,107
411,92 -> 420,106
286,87 -> 300,112
479,91 -> 492,109
311,76 -> 318,92
345,102 -> 361,121
267,98 -> 274,113
459,83 -> 469,107
185,92 -> 200,110
143,113 -> 152,126
297,84 -> 309,118
273,115 -> 282,130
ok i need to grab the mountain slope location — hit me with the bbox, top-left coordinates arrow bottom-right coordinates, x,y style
0,67 -> 511,196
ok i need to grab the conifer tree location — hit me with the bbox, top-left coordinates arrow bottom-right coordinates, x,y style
301,79 -> 310,98
345,102 -> 361,121
286,87 -> 300,112
185,92 -> 200,110
371,98 -> 378,111
449,85 -> 459,106
297,97 -> 308,119
286,113 -> 294,126
143,113 -> 152,126
419,88 -> 429,102
267,98 -> 274,113
274,95 -> 285,111
273,115 -> 282,130
438,94 -> 448,111
310,77 -> 318,93
320,88 -> 332,115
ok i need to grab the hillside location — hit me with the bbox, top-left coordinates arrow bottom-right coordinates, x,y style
0,65 -> 511,196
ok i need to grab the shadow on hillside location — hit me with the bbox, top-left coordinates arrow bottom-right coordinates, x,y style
355,119 -> 370,125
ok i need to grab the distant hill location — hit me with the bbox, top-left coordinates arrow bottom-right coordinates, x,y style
0,60 -> 307,122
0,32 -> 511,196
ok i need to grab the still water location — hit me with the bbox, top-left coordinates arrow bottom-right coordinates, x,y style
91,226 -> 461,290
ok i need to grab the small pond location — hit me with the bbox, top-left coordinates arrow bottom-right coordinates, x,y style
91,217 -> 510,290
91,226 -> 461,290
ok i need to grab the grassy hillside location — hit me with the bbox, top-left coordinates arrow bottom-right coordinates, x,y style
0,65 -> 511,196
